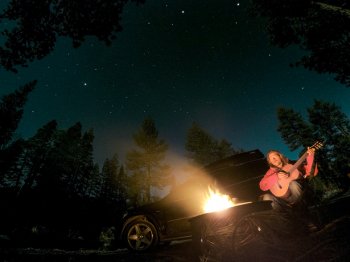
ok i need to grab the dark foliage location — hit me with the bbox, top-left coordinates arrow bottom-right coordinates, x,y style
0,80 -> 36,148
15,120 -> 58,193
0,139 -> 24,186
277,100 -> 350,190
250,0 -> 350,87
0,0 -> 145,72
0,81 -> 36,185
0,85 -> 132,249
185,122 -> 239,166
100,155 -> 127,210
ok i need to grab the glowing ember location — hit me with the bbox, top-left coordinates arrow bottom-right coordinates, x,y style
203,187 -> 235,213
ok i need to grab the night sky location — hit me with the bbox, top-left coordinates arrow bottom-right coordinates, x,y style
1,0 -> 350,169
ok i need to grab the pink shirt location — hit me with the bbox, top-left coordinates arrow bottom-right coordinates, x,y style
259,153 -> 317,191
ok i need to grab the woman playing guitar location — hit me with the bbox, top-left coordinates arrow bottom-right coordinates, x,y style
259,144 -> 320,211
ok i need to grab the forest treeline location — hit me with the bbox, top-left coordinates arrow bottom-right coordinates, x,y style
1,81 -> 350,248
0,81 -> 241,247
1,0 -> 350,249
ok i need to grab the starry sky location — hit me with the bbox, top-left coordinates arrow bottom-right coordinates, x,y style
1,0 -> 350,168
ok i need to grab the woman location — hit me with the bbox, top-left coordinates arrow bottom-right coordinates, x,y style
259,147 -> 317,210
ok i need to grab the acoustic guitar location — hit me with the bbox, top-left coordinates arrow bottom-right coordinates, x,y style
269,141 -> 323,197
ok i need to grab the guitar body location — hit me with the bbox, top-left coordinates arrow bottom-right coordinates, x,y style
268,141 -> 323,198
269,164 -> 301,197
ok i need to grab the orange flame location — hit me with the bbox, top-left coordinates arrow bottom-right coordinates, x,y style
203,187 -> 235,213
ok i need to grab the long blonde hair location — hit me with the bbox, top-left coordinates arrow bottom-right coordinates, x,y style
266,150 -> 289,167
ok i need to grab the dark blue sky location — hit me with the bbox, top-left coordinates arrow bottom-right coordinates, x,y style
1,0 -> 349,167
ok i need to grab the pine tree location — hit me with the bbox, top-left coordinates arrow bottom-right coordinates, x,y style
186,122 -> 216,165
0,139 -> 24,187
307,100 -> 350,188
100,154 -> 119,202
126,117 -> 172,205
84,163 -> 101,198
277,100 -> 350,190
0,81 -> 36,185
55,122 -> 83,196
0,80 -> 36,148
16,120 -> 57,194
0,0 -> 145,72
250,0 -> 350,87
37,122 -> 97,198
116,165 -> 128,207
185,122 -> 237,165
77,129 -> 96,197
277,108 -> 313,150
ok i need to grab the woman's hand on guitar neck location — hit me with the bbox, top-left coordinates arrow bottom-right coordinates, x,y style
307,146 -> 315,155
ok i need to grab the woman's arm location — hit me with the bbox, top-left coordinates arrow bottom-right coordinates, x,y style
259,168 -> 278,191
304,147 -> 318,177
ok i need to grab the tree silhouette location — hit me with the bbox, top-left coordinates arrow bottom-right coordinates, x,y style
126,117 -> 172,205
0,139 -> 24,187
0,80 -> 36,148
100,154 -> 120,201
116,165 -> 128,205
0,81 -> 36,185
277,100 -> 350,189
0,0 -> 145,72
250,0 -> 350,87
277,108 -> 313,150
185,122 -> 239,166
84,163 -> 101,198
16,120 -> 58,194
33,122 -> 98,199
76,129 -> 98,196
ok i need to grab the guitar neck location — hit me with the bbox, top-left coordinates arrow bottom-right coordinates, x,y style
288,151 -> 308,174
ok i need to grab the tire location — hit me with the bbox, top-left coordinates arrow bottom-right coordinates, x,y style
124,219 -> 159,252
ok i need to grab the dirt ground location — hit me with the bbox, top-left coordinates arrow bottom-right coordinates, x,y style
0,240 -> 193,262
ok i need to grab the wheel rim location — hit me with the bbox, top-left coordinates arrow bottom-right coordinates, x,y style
127,222 -> 155,251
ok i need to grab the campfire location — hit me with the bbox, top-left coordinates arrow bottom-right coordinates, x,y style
203,187 -> 251,213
